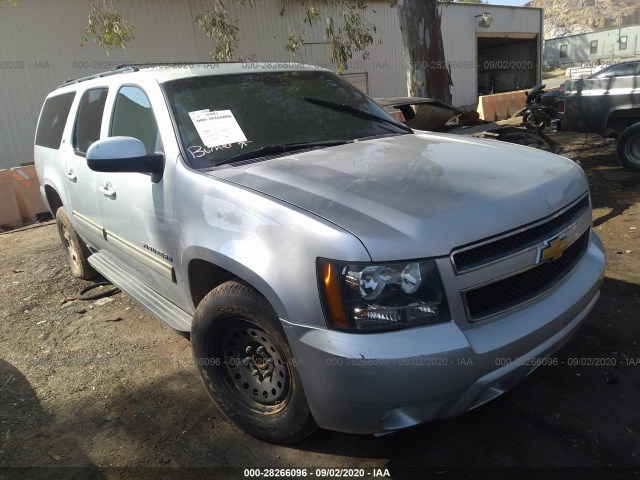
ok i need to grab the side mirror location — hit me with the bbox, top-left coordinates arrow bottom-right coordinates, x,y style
86,137 -> 164,182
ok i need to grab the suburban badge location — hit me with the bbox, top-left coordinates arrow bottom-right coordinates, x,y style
142,242 -> 173,263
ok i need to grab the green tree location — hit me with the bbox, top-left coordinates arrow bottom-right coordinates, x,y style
81,0 -> 135,50
0,0 -> 452,101
77,0 -> 451,102
194,0 -> 376,72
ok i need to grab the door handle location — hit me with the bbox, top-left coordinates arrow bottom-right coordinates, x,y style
65,169 -> 77,182
99,183 -> 117,199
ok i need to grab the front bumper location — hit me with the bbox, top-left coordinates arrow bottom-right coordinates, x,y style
282,234 -> 605,434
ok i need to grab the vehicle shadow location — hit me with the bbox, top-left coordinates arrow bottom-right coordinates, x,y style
577,149 -> 639,228
592,201 -> 634,229
0,358 -> 105,479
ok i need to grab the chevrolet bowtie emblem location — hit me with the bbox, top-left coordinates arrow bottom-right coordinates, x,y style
537,235 -> 569,263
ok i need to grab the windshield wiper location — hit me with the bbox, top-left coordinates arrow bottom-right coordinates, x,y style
214,139 -> 350,166
303,96 -> 413,134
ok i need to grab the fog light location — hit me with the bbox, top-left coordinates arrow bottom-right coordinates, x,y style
354,302 -> 440,325
354,307 -> 403,322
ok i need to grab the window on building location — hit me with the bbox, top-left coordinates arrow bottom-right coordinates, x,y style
619,36 -> 628,50
590,40 -> 598,55
560,44 -> 567,58
73,88 -> 108,156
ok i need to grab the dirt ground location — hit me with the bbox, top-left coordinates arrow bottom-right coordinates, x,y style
0,133 -> 639,479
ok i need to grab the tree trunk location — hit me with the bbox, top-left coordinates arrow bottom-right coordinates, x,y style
396,0 -> 452,104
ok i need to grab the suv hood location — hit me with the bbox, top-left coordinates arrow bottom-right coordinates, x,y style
213,133 -> 587,260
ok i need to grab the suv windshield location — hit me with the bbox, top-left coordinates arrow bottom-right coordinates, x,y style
163,70 -> 410,169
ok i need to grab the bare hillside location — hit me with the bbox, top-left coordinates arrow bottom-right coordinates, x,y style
525,0 -> 640,39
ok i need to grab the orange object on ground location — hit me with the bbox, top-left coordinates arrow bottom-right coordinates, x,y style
0,169 -> 23,227
477,90 -> 527,121
10,166 -> 48,223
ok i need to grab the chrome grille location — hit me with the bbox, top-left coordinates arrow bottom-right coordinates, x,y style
452,196 -> 590,273
464,230 -> 590,321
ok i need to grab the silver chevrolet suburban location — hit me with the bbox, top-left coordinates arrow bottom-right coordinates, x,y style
34,63 -> 605,444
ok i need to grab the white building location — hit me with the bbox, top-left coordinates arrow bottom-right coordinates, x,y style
544,24 -> 640,69
0,1 -> 542,169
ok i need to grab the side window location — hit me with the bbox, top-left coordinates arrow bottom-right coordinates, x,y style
73,88 -> 108,156
110,86 -> 161,155
35,92 -> 76,149
616,64 -> 638,77
604,65 -> 633,78
590,40 -> 598,55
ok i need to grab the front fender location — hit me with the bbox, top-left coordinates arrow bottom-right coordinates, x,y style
174,166 -> 371,330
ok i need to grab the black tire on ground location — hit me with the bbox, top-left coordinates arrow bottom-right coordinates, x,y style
191,280 -> 317,444
616,122 -> 640,171
55,207 -> 97,280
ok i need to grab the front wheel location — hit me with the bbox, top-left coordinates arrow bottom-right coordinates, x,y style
191,280 -> 317,444
616,122 -> 640,171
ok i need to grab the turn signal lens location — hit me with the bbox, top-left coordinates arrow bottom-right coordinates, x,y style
321,262 -> 348,329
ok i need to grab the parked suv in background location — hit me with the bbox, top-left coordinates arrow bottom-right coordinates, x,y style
35,63 -> 605,444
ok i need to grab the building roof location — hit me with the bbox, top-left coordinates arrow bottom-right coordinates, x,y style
546,22 -> 640,42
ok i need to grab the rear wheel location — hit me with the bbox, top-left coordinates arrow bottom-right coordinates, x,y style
616,122 -> 640,171
191,280 -> 316,444
55,207 -> 96,280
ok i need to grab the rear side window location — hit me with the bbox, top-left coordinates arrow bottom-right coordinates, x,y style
35,92 -> 75,149
73,88 -> 108,155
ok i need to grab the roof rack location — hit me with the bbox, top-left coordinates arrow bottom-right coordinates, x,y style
59,65 -> 139,88
114,61 -> 228,69
58,61 -> 235,88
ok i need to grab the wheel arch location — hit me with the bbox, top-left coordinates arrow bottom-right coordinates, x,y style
184,246 -> 288,321
605,106 -> 640,135
44,184 -> 64,216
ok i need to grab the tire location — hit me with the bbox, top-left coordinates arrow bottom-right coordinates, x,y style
191,280 -> 317,444
616,122 -> 640,171
55,207 -> 97,280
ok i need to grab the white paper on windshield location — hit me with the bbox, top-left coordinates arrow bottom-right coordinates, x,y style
188,109 -> 247,148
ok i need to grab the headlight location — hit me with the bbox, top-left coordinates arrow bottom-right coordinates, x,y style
318,259 -> 450,332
